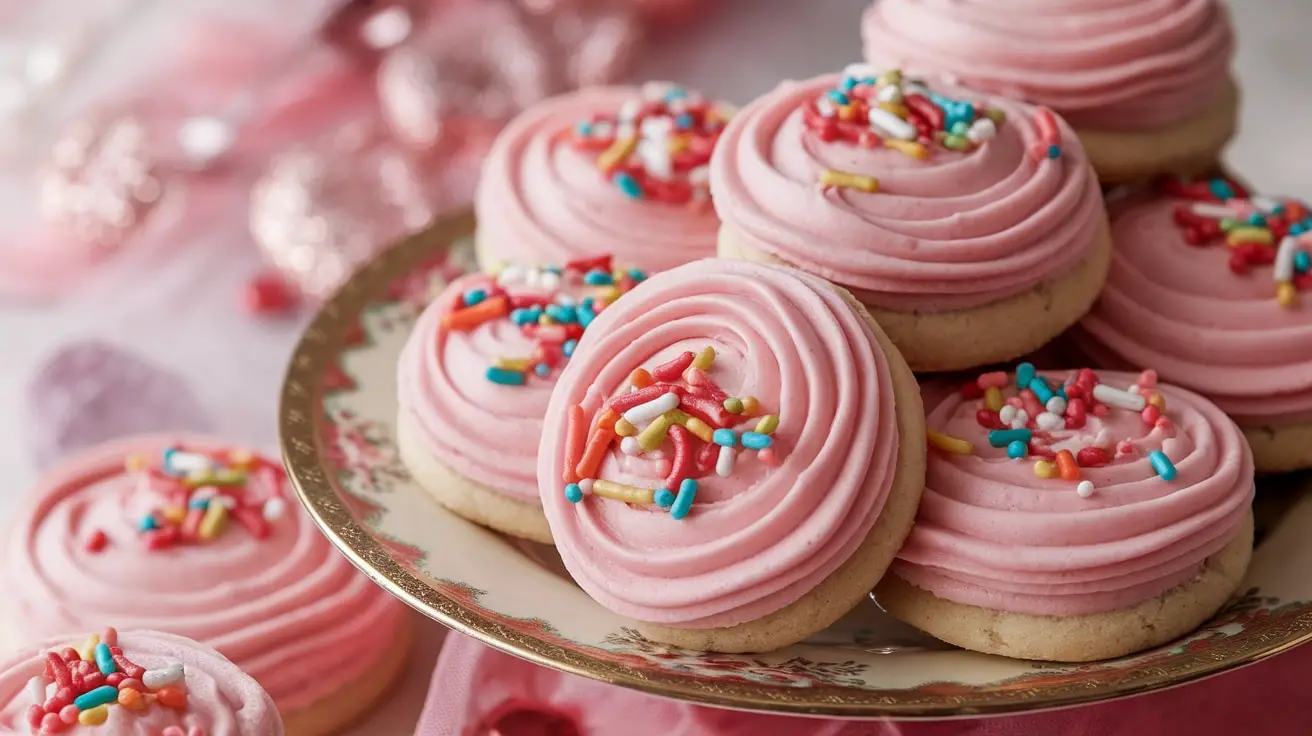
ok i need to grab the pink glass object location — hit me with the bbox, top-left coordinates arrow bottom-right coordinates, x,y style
376,0 -> 552,153
517,0 -> 642,88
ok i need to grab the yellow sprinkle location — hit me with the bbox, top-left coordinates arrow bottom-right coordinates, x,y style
162,506 -> 187,525
742,396 -> 760,416
882,69 -> 903,85
591,479 -> 655,505
538,314 -> 556,326
79,706 -> 109,726
124,454 -> 149,473
78,633 -> 100,662
1225,227 -> 1274,247
494,358 -> 531,372
984,108 -> 1007,125
1148,393 -> 1167,411
1277,281 -> 1298,308
199,502 -> 229,541
983,387 -> 1004,412
692,346 -> 716,372
638,414 -> 673,451
596,286 -> 622,303
820,169 -> 879,193
884,139 -> 928,160
723,397 -> 744,414
878,101 -> 909,118
668,134 -> 690,154
615,418 -> 638,437
488,262 -> 507,279
1034,460 -> 1057,479
596,136 -> 637,171
755,415 -> 780,435
837,104 -> 857,121
665,410 -> 714,443
227,449 -> 255,469
927,429 -> 973,455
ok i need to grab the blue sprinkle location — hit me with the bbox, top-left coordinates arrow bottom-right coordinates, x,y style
139,515 -> 158,532
664,87 -> 689,102
188,499 -> 209,510
675,112 -> 695,129
575,121 -> 593,136
534,363 -> 551,378
826,89 -> 850,105
1047,144 -> 1062,159
1149,450 -> 1177,481
670,479 -> 697,520
1028,377 -> 1055,403
1016,362 -> 1036,389
544,265 -> 563,276
511,307 -> 541,326
629,268 -> 647,283
741,432 -> 773,450
94,642 -> 116,675
712,429 -> 737,447
1295,250 -> 1311,274
581,297 -> 596,310
839,76 -> 858,92
564,483 -> 584,503
1292,224 -> 1306,236
575,305 -> 596,328
614,172 -> 643,198
584,269 -> 614,286
544,304 -> 576,323
1006,440 -> 1028,459
654,487 -> 675,508
563,339 -> 579,358
1248,213 -> 1267,227
989,428 -> 1033,448
1209,178 -> 1235,200
485,367 -> 526,386
463,288 -> 486,307
74,686 -> 119,710
1273,204 -> 1287,215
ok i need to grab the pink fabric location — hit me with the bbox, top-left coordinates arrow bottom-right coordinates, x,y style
418,633 -> 1312,735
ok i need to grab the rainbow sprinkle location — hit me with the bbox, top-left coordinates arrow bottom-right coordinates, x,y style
121,447 -> 285,552
447,255 -> 644,386
560,347 -> 782,520
571,82 -> 733,206
23,627 -> 188,732
1163,174 -> 1312,309
934,366 -> 1179,499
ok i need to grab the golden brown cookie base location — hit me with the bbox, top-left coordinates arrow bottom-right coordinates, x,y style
1243,420 -> 1312,474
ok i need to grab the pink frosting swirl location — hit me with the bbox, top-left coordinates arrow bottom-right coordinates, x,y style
710,72 -> 1103,312
537,259 -> 902,628
895,370 -> 1253,616
0,630 -> 282,735
398,271 -> 579,501
0,437 -> 407,713
860,0 -> 1234,132
1076,195 -> 1312,424
475,86 -> 721,273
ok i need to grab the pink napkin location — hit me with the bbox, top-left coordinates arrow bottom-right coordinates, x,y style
418,633 -> 1312,735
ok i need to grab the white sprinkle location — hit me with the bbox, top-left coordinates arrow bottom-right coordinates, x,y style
212,494 -> 238,510
591,121 -> 614,138
875,84 -> 903,103
1092,384 -> 1146,411
1076,481 -> 1096,498
716,445 -> 735,477
966,117 -> 997,143
578,479 -> 595,494
867,107 -> 917,140
637,140 -> 673,180
25,675 -> 43,705
556,295 -> 577,307
1094,429 -> 1114,448
361,7 -> 413,49
688,165 -> 711,186
841,62 -> 880,81
177,116 -> 234,165
1035,412 -> 1065,431
640,115 -> 674,141
620,436 -> 641,456
1252,196 -> 1283,214
640,81 -> 677,100
497,264 -> 525,286
816,98 -> 837,118
623,392 -> 680,424
262,497 -> 285,523
1275,236 -> 1299,282
191,486 -> 218,502
1009,410 -> 1029,430
618,100 -> 642,122
143,662 -> 185,690
1126,384 -> 1141,394
1189,202 -> 1236,219
164,450 -> 211,474
538,270 -> 562,292
1045,396 -> 1067,415
998,405 -> 1018,424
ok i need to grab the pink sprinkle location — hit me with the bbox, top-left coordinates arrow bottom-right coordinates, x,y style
162,728 -> 186,736
1142,405 -> 1161,424
40,712 -> 61,733
1156,417 -> 1176,437
100,628 -> 118,647
1005,396 -> 1024,409
976,371 -> 1008,389
59,705 -> 78,724
1091,403 -> 1110,417
759,447 -> 780,467
1138,369 -> 1158,389
1116,440 -> 1137,457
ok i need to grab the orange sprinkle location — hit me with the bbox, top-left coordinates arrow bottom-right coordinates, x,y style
1055,450 -> 1080,481
629,368 -> 653,390
441,295 -> 509,331
594,408 -> 619,432
575,427 -> 617,480
742,396 -> 760,416
562,405 -> 586,483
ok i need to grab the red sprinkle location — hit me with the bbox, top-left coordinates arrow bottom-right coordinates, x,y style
231,508 -> 270,540
1076,446 -> 1111,468
605,385 -> 672,414
84,530 -> 108,553
975,409 -> 1005,430
109,648 -> 145,680
651,351 -> 695,382
959,381 -> 984,400
665,426 -> 695,489
241,272 -> 299,316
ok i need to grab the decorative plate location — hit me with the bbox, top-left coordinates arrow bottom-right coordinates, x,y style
279,212 -> 1312,718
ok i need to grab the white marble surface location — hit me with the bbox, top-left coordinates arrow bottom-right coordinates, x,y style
0,1 -> 1306,733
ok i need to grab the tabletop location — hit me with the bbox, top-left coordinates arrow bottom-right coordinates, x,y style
0,1 -> 1307,733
